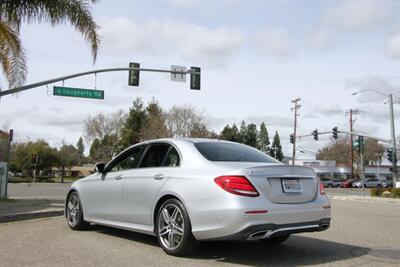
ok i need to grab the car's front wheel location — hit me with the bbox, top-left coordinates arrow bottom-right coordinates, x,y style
259,234 -> 290,245
156,198 -> 198,256
66,192 -> 89,230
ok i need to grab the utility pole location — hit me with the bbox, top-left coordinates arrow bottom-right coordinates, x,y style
291,98 -> 301,165
359,136 -> 365,197
346,109 -> 359,178
388,94 -> 398,188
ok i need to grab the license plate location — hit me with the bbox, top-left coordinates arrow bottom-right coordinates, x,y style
282,179 -> 302,193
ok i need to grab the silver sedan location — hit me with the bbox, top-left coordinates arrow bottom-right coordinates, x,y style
65,138 -> 331,256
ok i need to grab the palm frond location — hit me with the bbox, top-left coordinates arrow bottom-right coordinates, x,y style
0,21 -> 26,89
0,0 -> 100,63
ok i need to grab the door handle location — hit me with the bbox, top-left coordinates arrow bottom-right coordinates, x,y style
153,174 -> 164,180
115,175 -> 123,180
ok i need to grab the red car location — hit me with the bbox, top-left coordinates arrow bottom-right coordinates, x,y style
342,179 -> 356,188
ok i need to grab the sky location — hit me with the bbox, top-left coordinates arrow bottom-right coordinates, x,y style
1,0 -> 400,159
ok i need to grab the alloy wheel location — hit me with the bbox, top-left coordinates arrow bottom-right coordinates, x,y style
157,204 -> 185,250
67,195 -> 80,227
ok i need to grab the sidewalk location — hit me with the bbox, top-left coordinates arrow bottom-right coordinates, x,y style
0,198 -> 64,223
329,195 -> 400,204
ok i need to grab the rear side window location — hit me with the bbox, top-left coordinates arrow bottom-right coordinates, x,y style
140,144 -> 170,168
194,142 -> 278,163
163,147 -> 180,167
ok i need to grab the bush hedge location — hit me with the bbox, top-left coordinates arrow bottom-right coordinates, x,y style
370,187 -> 400,198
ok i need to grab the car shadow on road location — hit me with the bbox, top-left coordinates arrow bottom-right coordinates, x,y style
90,225 -> 368,266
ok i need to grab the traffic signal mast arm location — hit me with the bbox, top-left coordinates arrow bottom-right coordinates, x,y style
297,130 -> 391,144
0,67 -> 200,97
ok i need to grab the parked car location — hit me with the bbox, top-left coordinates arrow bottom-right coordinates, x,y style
321,178 -> 342,188
65,138 -> 331,256
321,178 -> 334,187
342,178 -> 356,188
353,178 -> 385,188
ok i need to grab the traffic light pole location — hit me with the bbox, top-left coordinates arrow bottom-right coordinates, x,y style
0,67 -> 198,97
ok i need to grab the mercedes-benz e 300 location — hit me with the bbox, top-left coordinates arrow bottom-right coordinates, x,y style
65,138 -> 331,256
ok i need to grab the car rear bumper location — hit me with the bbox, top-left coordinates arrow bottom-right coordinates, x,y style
205,218 -> 331,241
188,194 -> 331,241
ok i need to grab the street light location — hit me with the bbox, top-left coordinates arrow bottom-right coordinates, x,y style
352,89 -> 398,188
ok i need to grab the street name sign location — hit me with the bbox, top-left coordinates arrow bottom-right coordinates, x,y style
53,86 -> 104,100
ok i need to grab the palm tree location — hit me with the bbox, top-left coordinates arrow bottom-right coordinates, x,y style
0,0 -> 100,90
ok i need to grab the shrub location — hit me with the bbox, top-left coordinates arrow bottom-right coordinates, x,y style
370,187 -> 391,197
391,188 -> 400,198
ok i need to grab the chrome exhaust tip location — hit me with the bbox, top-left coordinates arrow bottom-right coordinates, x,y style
320,224 -> 330,231
248,230 -> 271,240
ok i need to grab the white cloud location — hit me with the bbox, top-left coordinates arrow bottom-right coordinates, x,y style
254,27 -> 295,61
386,29 -> 400,60
98,17 -> 245,68
308,1 -> 397,49
322,1 -> 396,31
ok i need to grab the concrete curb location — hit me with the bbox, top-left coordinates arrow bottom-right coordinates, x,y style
0,210 -> 64,223
330,195 -> 400,203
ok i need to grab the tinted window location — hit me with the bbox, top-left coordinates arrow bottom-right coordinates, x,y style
163,147 -> 180,167
140,144 -> 170,168
108,145 -> 145,172
195,142 -> 278,163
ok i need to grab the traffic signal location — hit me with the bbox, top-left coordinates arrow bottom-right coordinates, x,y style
31,154 -> 38,165
332,127 -> 338,140
190,67 -> 201,90
387,149 -> 393,162
312,129 -> 318,141
290,134 -> 294,144
128,62 -> 140,86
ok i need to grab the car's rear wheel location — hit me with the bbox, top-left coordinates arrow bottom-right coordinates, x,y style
66,192 -> 89,230
156,198 -> 197,256
259,234 -> 290,245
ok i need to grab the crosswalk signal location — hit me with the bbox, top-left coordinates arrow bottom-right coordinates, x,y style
190,67 -> 201,90
312,129 -> 318,141
332,127 -> 338,139
128,62 -> 140,86
290,134 -> 294,144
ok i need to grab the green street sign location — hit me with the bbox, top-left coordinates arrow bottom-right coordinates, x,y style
53,86 -> 104,100
353,139 -> 366,147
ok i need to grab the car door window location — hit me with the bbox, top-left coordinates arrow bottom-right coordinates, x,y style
163,147 -> 180,167
108,145 -> 145,172
140,144 -> 170,168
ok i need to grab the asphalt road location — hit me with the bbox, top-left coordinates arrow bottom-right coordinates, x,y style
0,199 -> 399,266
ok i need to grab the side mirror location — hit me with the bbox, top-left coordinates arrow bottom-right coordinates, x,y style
94,163 -> 106,173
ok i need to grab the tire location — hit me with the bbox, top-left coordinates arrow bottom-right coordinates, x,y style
66,192 -> 89,230
259,234 -> 290,245
377,184 -> 382,188
156,198 -> 198,256
327,184 -> 333,188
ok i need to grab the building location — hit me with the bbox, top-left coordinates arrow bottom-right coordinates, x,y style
295,159 -> 393,181
52,165 -> 94,178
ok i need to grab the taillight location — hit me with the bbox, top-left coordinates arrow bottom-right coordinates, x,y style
214,176 -> 259,197
319,181 -> 325,195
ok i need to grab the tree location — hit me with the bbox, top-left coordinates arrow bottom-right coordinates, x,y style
317,137 -> 384,168
190,122 -> 216,138
119,98 -> 148,148
57,144 -> 80,182
9,140 -> 58,177
89,138 -> 101,162
0,0 -> 100,91
84,110 -> 126,159
244,123 -> 258,148
76,137 -> 85,164
220,124 -> 239,142
271,131 -> 284,161
141,98 -> 168,140
165,105 -> 205,138
257,122 -> 270,154
239,121 -> 247,144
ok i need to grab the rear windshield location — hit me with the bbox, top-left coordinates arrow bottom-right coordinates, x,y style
194,142 -> 278,163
